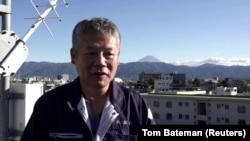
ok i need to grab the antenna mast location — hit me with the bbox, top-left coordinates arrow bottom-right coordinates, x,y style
0,1 -> 68,140
22,0 -> 68,42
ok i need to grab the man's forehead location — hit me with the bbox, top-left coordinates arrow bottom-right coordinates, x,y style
82,32 -> 120,43
85,46 -> 119,51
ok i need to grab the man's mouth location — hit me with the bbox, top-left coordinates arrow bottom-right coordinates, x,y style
93,72 -> 107,76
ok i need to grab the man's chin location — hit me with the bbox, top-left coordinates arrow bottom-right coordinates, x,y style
92,81 -> 110,89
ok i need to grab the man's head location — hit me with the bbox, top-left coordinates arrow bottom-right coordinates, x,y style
72,17 -> 121,49
70,17 -> 121,92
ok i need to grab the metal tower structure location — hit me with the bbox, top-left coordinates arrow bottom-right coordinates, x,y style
0,0 -> 68,140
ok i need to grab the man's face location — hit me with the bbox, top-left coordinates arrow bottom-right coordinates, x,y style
71,32 -> 120,90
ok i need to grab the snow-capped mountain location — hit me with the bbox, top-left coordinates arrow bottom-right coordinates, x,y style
166,57 -> 250,66
137,55 -> 162,62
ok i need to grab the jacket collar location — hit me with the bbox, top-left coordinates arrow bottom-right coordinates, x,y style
109,81 -> 126,114
66,77 -> 126,113
65,77 -> 82,110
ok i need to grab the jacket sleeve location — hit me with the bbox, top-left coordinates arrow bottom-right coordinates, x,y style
140,96 -> 157,125
128,88 -> 156,125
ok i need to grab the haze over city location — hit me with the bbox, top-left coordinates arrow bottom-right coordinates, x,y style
9,0 -> 250,66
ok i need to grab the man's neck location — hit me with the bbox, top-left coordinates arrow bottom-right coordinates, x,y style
82,86 -> 110,119
81,85 -> 110,101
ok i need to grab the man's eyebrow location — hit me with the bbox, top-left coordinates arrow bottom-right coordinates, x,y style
85,46 -> 116,51
86,46 -> 94,48
106,47 -> 115,50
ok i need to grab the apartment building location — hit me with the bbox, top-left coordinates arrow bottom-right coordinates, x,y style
142,93 -> 250,125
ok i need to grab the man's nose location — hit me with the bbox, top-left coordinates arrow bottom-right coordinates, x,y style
95,53 -> 106,66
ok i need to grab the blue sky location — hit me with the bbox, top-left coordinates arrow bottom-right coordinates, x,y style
10,0 -> 250,65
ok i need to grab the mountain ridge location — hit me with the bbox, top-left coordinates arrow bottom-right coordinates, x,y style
15,61 -> 250,81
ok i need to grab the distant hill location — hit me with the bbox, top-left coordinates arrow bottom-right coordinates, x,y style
14,61 -> 250,81
15,61 -> 78,80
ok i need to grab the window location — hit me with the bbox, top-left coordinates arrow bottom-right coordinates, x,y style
178,102 -> 182,107
184,102 -> 189,107
217,104 -> 221,109
208,103 -> 211,107
166,101 -> 172,108
197,102 -> 206,115
237,105 -> 246,113
238,119 -> 246,125
225,104 -> 229,110
178,114 -> 182,119
153,101 -> 160,107
153,112 -> 160,119
166,113 -> 172,120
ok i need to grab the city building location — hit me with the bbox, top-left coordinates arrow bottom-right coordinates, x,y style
141,71 -> 249,125
142,93 -> 250,125
154,72 -> 186,93
57,74 -> 70,82
138,71 -> 186,93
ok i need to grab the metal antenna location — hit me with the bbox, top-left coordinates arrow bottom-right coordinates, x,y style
62,0 -> 69,8
22,0 -> 68,41
0,1 -> 68,140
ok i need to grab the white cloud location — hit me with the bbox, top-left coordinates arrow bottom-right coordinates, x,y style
166,57 -> 250,66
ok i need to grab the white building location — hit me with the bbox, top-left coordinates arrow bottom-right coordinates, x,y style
114,77 -> 123,83
154,73 -> 173,93
215,86 -> 237,96
153,73 -> 206,95
8,83 -> 44,140
142,93 -> 250,125
58,74 -> 70,81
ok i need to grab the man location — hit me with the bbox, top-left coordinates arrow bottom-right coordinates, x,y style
20,17 -> 155,141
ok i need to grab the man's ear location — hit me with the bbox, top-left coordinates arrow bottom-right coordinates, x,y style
70,48 -> 76,64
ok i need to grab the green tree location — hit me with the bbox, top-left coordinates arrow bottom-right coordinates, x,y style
148,78 -> 154,85
221,78 -> 230,87
192,78 -> 200,87
238,79 -> 247,89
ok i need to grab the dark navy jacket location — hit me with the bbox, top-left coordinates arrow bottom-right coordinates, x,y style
20,77 -> 155,141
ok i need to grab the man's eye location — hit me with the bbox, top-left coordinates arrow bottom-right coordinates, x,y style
87,52 -> 95,55
106,53 -> 114,57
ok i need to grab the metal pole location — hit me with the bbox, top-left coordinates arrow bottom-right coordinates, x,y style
22,6 -> 53,42
1,0 -> 11,30
0,76 -> 10,141
0,0 -> 11,141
